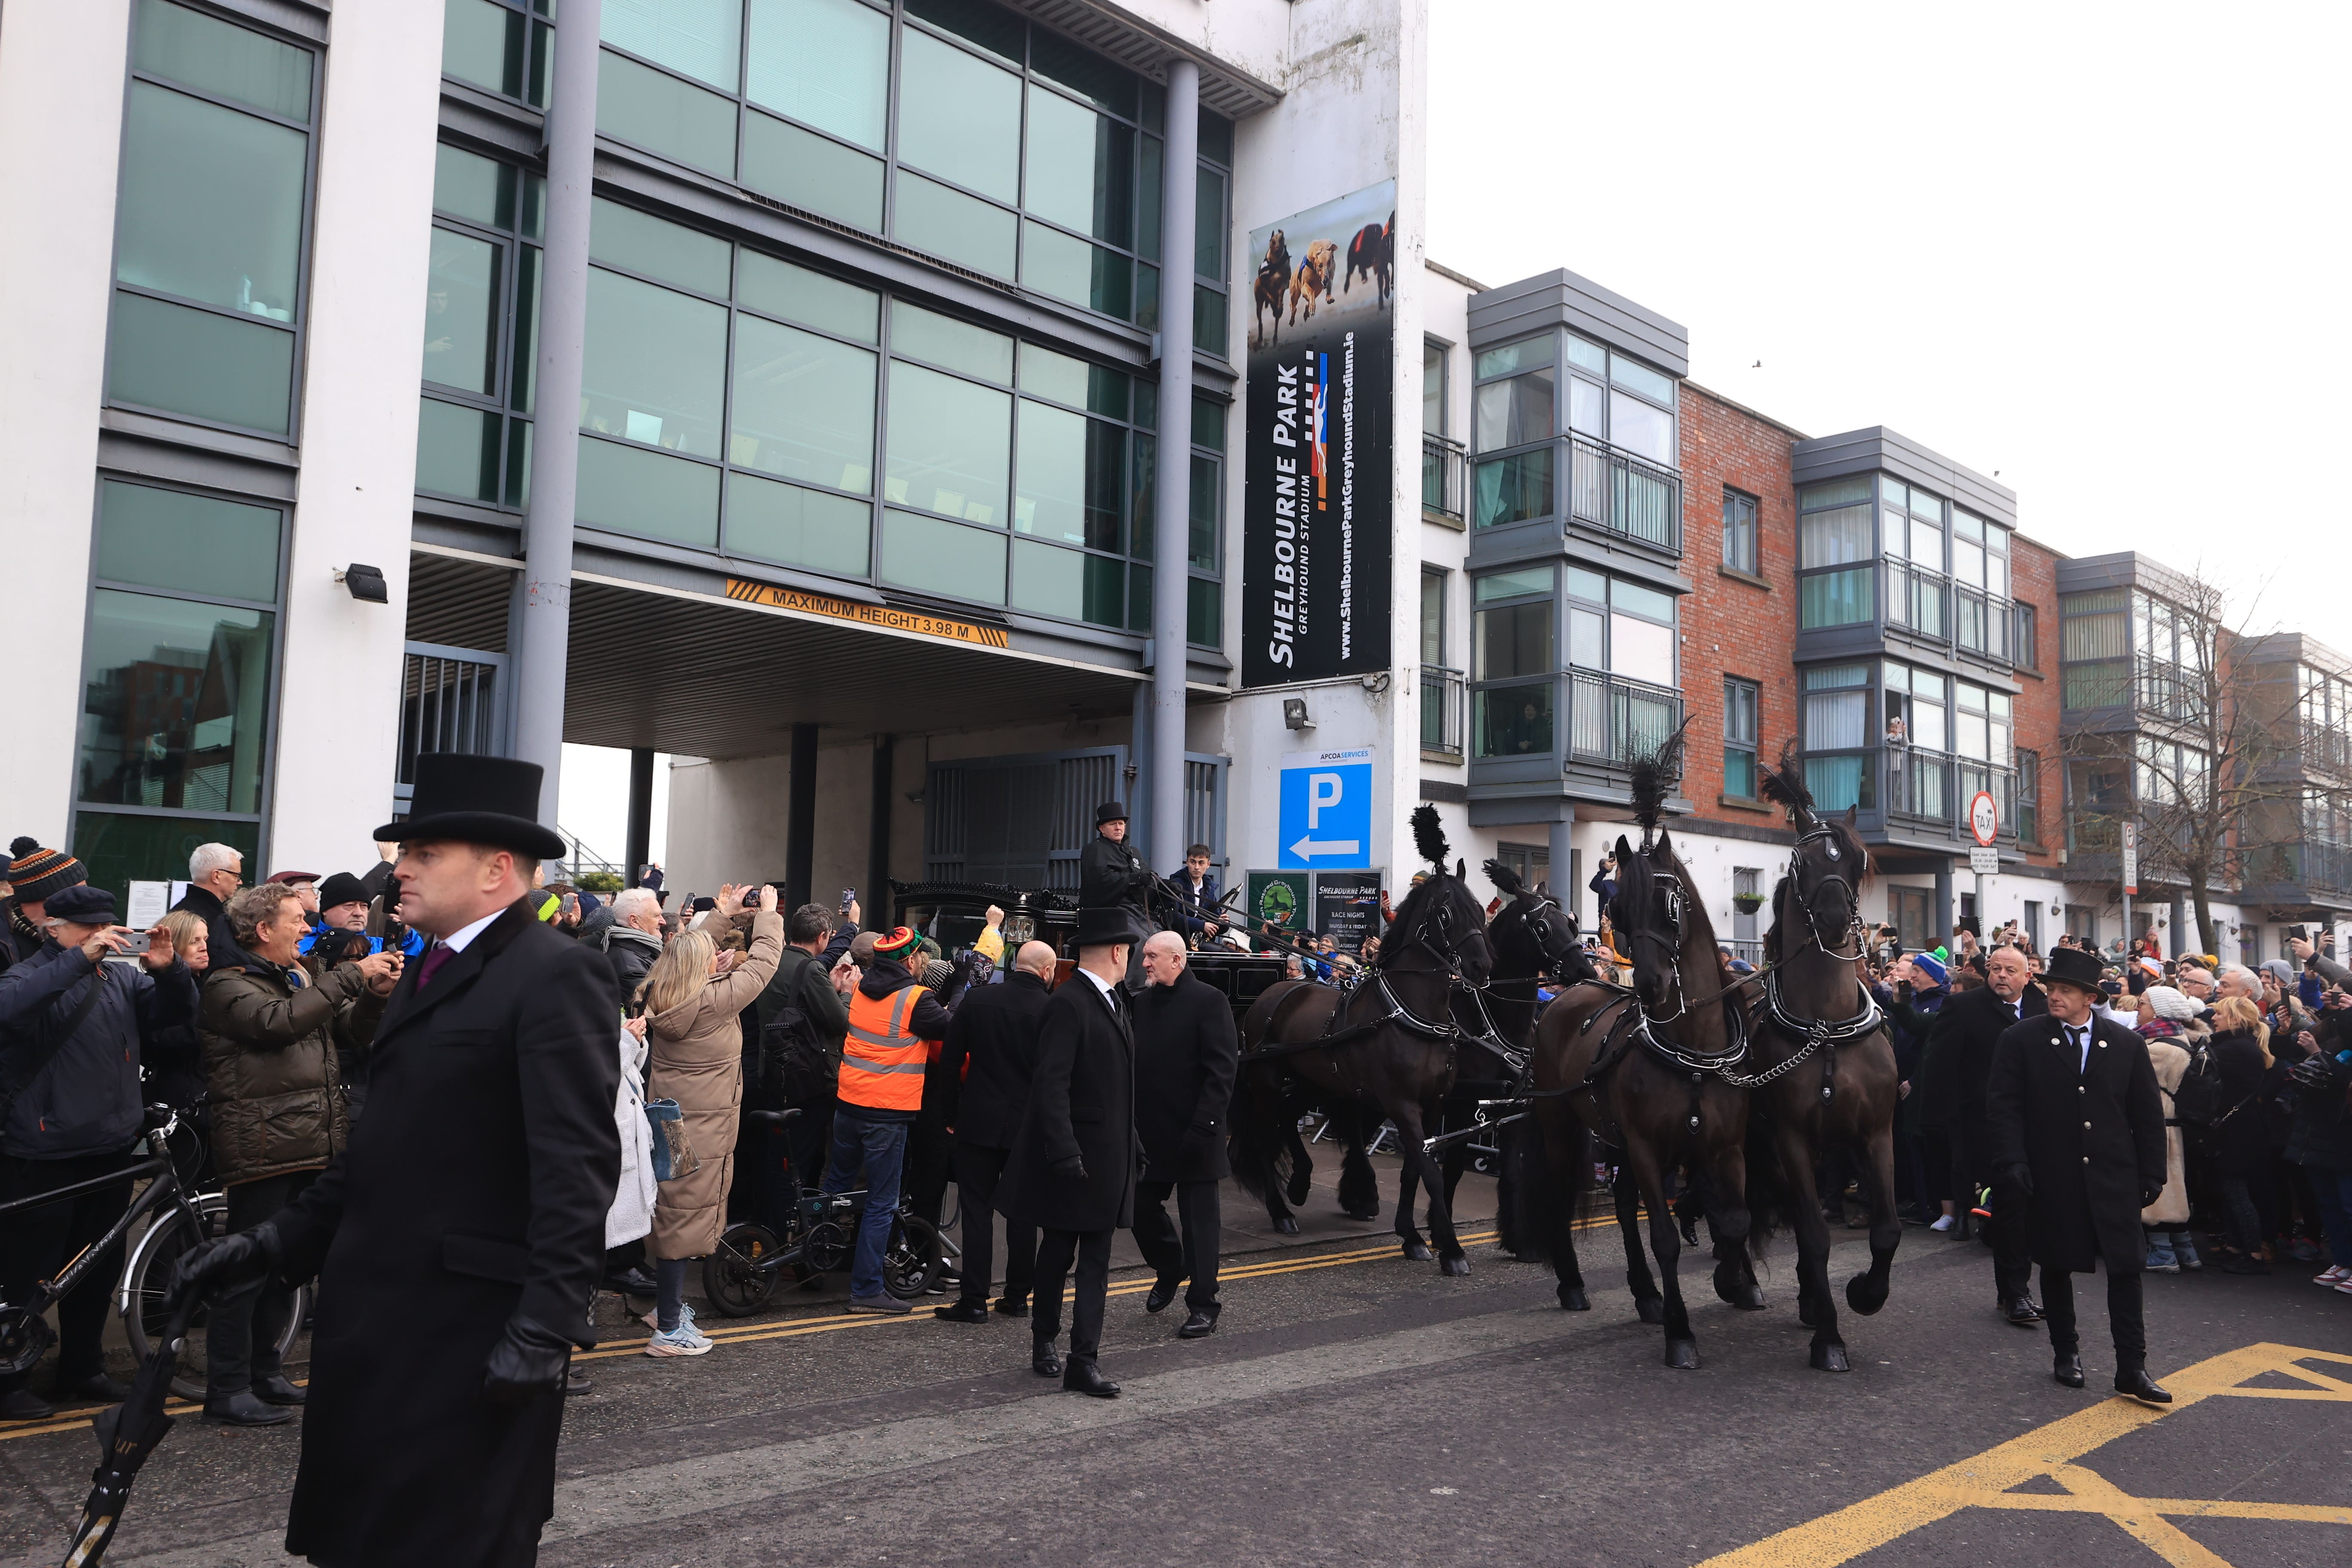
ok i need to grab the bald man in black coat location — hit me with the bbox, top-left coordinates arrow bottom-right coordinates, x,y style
1131,931 -> 1238,1338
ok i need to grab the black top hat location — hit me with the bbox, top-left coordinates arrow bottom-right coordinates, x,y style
2040,944 -> 2105,997
1094,801 -> 1128,827
373,754 -> 568,861
1072,904 -> 1147,948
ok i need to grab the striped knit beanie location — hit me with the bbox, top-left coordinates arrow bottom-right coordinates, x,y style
7,838 -> 86,905
873,926 -> 921,964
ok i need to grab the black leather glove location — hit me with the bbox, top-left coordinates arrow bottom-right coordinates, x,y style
2139,1182 -> 2162,1207
484,1314 -> 576,1407
1996,1163 -> 2034,1198
167,1220 -> 282,1308
1052,1154 -> 1089,1181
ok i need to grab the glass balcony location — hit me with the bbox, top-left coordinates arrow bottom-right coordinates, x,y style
1568,436 -> 1679,554
2062,653 -> 2211,727
1803,746 -> 2018,843
1567,669 -> 1682,766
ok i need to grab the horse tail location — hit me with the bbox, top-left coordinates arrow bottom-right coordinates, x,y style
1226,1067 -> 1284,1205
1508,1108 -> 1586,1266
1740,1106 -> 1792,1266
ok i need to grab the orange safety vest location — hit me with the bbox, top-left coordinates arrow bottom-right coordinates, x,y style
841,983 -> 929,1112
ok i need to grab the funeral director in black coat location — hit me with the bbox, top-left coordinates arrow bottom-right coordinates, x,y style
931,939 -> 1057,1323
998,907 -> 1137,1399
1078,801 -> 1156,980
1132,929 -> 1239,1338
173,755 -> 622,1566
1984,943 -> 2171,1406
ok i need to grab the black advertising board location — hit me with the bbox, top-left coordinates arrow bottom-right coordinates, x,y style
1312,870 -> 1386,954
1241,178 -> 1395,688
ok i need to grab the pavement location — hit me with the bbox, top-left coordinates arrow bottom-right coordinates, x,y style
2,1155 -> 2348,1568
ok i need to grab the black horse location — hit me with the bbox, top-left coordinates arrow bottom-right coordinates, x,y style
1738,748 -> 1903,1372
1521,743 -> 1761,1368
1231,809 -> 1495,1273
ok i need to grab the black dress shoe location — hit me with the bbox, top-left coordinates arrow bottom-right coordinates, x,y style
2052,1352 -> 2085,1388
933,1298 -> 990,1323
564,1373 -> 593,1396
1144,1275 -> 1182,1314
64,1372 -> 132,1403
1062,1358 -> 1121,1398
205,1390 -> 295,1427
2115,1368 -> 2173,1405
606,1266 -> 659,1297
1030,1338 -> 1062,1378
992,1296 -> 1029,1319
2004,1297 -> 2044,1326
0,1388 -> 58,1421
1177,1310 -> 1217,1339
251,1375 -> 306,1406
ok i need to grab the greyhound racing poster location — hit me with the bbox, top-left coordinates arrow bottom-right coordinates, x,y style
1240,179 -> 1395,689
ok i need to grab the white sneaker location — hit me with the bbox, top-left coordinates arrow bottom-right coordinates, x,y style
643,1308 -> 713,1357
2314,1265 -> 2350,1287
1929,1214 -> 1955,1233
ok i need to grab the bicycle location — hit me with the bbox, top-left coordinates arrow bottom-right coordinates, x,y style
700,1110 -> 949,1316
0,1105 -> 305,1406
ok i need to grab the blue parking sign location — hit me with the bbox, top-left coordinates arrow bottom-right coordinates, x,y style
1278,748 -> 1374,870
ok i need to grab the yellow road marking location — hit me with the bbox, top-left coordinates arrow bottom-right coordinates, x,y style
1694,1343 -> 2352,1568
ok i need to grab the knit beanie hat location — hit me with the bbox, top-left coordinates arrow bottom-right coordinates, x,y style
1909,951 -> 1949,988
2142,985 -> 2199,1022
873,926 -> 921,964
7,837 -> 86,906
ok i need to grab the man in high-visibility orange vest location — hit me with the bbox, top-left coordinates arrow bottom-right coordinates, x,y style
823,926 -> 978,1312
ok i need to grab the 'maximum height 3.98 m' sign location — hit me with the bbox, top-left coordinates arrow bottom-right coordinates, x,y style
1241,179 -> 1394,689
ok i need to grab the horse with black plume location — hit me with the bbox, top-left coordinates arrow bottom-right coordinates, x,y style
1736,743 -> 1903,1372
1517,722 -> 1764,1368
1231,807 -> 1494,1273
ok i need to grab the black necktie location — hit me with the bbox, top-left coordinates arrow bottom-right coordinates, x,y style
2067,1026 -> 2083,1067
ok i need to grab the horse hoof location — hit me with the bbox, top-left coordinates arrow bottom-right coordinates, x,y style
1812,1342 -> 1852,1373
1402,1239 -> 1433,1262
1846,1274 -> 1890,1317
1274,1216 -> 1300,1236
1559,1287 -> 1591,1312
1439,1255 -> 1470,1278
1664,1340 -> 1701,1370
1734,1284 -> 1767,1312
1343,1207 -> 1381,1222
1636,1297 -> 1666,1326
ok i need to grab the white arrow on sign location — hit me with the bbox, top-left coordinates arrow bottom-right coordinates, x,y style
1289,836 -> 1362,860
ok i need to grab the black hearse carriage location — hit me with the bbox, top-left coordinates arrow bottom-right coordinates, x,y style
888,879 -> 1287,1023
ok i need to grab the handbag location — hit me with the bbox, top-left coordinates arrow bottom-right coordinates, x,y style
644,1097 -> 700,1182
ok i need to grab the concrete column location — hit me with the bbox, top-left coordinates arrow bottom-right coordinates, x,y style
1932,862 -> 1954,951
624,747 -> 653,888
2168,891 -> 2188,958
1547,812 -> 1575,904
512,0 -> 602,819
867,735 -> 894,914
784,723 -> 818,912
1149,60 -> 1200,871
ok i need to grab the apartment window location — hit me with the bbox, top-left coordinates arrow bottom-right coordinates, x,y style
2060,588 -> 2128,707
2022,900 -> 2042,949
585,0 -> 1227,333
1420,568 -> 1447,666
416,144 -> 548,507
1471,567 -> 1555,758
1724,678 -> 1759,799
2015,601 -> 2038,670
1722,487 -> 1758,576
1797,477 -> 1874,629
74,480 -> 284,897
1562,332 -> 1676,466
2016,747 -> 2041,845
1802,663 -> 1872,811
1423,340 -> 1448,439
443,0 -> 552,106
1951,507 -> 2011,658
1471,334 -> 1555,527
1882,478 -> 1947,638
106,0 -> 318,439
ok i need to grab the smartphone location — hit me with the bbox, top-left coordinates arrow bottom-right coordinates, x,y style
840,887 -> 856,913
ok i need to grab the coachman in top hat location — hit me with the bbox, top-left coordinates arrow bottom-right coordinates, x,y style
173,755 -> 622,1565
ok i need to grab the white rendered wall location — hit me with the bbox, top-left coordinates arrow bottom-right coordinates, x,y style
267,0 -> 444,874
0,0 -> 133,846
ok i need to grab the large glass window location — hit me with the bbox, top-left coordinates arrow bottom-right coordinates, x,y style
1802,663 -> 1871,811
1722,487 -> 1758,576
1724,677 -> 1759,798
107,0 -> 315,437
443,0 -> 551,106
1472,567 -> 1555,758
1797,477 -> 1875,629
418,144 -> 544,508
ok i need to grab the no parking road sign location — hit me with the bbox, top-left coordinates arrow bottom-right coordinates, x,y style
1278,747 -> 1374,870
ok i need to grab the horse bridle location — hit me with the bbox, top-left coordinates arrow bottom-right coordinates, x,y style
1784,821 -> 1866,962
1719,820 -> 1882,1093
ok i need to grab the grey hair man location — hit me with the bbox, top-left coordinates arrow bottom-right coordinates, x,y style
2216,965 -> 2262,1003
172,842 -> 249,967
603,888 -> 665,1008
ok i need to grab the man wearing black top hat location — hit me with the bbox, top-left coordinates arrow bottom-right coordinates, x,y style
1985,943 -> 2171,1405
172,754 -> 622,1566
1079,802 -> 1156,986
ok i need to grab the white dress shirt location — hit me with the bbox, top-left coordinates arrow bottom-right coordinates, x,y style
1077,965 -> 1123,1019
435,908 -> 504,954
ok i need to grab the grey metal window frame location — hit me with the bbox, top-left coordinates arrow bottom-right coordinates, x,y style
1471,325 -> 1680,551
1721,484 -> 1758,575
443,0 -> 554,109
102,0 -> 324,445
1723,675 -> 1760,797
419,144 -> 546,510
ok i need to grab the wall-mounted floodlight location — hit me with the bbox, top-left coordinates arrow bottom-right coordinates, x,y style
335,564 -> 389,603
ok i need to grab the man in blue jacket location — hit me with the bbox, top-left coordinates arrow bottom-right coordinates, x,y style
0,882 -> 196,1418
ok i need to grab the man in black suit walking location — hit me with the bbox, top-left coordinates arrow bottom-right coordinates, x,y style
998,910 -> 1137,1398
932,940 -> 1057,1323
1919,942 -> 2047,1325
1132,930 -> 1238,1338
172,755 -> 622,1565
1986,943 -> 2171,1404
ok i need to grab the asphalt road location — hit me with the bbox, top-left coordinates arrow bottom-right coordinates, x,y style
3,1169 -> 2348,1568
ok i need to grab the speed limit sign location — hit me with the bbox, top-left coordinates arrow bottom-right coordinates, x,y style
1968,790 -> 1999,848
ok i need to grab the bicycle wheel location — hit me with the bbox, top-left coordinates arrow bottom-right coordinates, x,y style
123,1195 -> 308,1403
881,1214 -> 943,1301
702,1223 -> 781,1317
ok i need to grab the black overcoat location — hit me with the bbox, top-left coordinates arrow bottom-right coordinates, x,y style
998,974 -> 1136,1233
270,898 -> 621,1567
1915,982 -> 2045,1138
1079,834 -> 1153,926
1132,970 -> 1238,1182
1984,1011 -> 2166,1275
937,970 -> 1050,1151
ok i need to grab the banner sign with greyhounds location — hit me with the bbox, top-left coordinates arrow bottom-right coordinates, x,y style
1240,178 -> 1395,689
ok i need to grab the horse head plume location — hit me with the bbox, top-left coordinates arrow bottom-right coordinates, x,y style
1484,858 -> 1524,899
1626,717 -> 1691,852
1757,740 -> 1815,826
1412,803 -> 1449,873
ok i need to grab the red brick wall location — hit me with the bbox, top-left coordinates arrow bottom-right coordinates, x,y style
2009,534 -> 2062,867
1677,384 -> 1801,830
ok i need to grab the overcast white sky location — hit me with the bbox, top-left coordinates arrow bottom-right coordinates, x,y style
1426,0 -> 2351,649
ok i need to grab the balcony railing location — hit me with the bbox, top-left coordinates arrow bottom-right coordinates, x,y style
1421,434 -> 1465,523
1883,562 -> 1949,640
1954,586 -> 2012,661
1568,437 -> 1681,554
1801,746 -> 2018,843
1421,664 -> 1466,756
2299,720 -> 2352,778
1568,669 -> 1683,766
2255,840 -> 2352,898
2062,654 -> 2211,728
